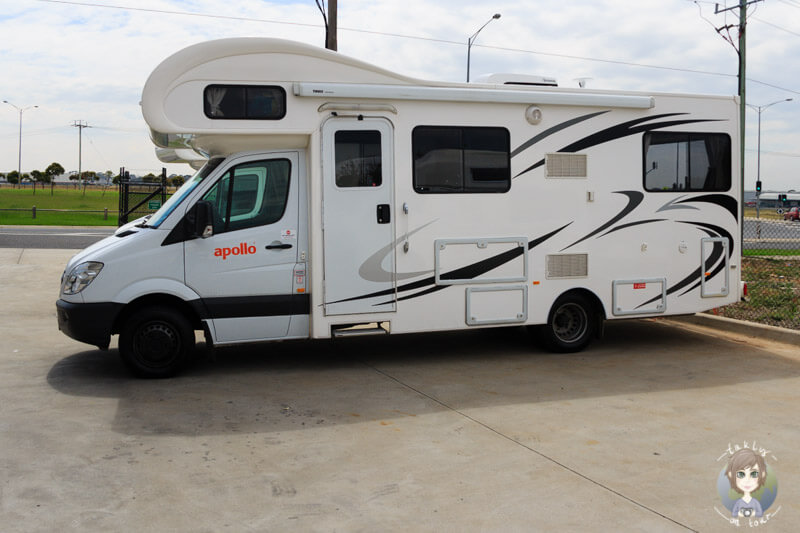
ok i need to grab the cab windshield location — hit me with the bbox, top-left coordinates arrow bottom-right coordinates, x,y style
145,158 -> 223,228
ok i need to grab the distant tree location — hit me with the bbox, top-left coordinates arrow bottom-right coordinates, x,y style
68,171 -> 79,181
6,171 -> 19,184
112,174 -> 121,185
169,175 -> 185,187
74,171 -> 96,181
45,162 -> 65,181
141,172 -> 158,183
31,169 -> 49,183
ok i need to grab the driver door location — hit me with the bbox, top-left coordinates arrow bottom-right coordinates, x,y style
184,152 -> 302,343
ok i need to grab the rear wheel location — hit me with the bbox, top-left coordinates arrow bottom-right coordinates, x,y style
118,307 -> 194,378
538,293 -> 596,353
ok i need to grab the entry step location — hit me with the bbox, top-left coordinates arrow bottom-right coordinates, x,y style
331,322 -> 390,338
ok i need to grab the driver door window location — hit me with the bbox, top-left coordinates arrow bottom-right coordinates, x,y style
202,159 -> 291,233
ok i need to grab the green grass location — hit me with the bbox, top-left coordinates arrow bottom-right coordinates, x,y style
743,248 -> 800,257
0,187 -> 119,226
0,209 -> 117,226
715,257 -> 800,329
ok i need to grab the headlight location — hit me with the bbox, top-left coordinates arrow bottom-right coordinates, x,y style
61,262 -> 104,295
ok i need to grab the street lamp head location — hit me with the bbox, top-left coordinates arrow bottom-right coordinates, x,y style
493,13 -> 501,19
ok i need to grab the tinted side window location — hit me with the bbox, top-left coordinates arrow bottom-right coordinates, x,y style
202,159 -> 291,233
644,132 -> 731,192
413,126 -> 510,193
334,130 -> 382,187
204,85 -> 286,120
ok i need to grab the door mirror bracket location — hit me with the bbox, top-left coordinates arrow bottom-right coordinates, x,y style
187,200 -> 214,239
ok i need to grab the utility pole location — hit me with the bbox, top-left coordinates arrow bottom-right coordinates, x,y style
327,0 -> 337,51
316,0 -> 337,51
738,0 -> 747,227
72,120 -> 91,195
713,0 -> 762,230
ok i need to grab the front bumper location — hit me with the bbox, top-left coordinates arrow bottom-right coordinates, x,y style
56,299 -> 122,350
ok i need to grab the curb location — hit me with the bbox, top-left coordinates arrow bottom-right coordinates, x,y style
666,313 -> 800,346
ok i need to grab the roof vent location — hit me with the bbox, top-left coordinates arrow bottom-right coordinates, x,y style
473,74 -> 558,87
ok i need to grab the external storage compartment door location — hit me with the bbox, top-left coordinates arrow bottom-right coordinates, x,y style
612,278 -> 667,316
701,237 -> 730,297
322,117 -> 396,315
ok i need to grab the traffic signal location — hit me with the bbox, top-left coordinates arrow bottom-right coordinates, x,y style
778,193 -> 787,203
756,180 -> 762,193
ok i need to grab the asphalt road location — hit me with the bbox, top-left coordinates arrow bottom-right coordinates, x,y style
743,218 -> 800,250
0,226 -> 115,249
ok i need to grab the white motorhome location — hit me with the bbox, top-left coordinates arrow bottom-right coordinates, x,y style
57,38 -> 742,377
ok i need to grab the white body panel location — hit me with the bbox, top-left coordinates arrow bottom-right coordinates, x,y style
62,38 -> 742,350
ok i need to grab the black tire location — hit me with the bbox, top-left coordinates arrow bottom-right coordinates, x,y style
118,307 -> 194,378
539,293 -> 596,353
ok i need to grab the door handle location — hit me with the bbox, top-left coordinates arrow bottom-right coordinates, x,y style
376,204 -> 390,224
265,241 -> 293,250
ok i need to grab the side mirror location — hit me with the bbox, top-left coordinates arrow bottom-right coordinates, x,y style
187,200 -> 214,239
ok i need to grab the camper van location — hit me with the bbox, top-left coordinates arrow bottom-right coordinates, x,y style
56,38 -> 742,377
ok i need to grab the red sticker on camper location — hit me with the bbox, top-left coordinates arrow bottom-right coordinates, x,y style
633,283 -> 646,290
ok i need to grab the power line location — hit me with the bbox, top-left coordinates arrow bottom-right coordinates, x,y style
36,0 -> 325,29
0,126 -> 70,139
777,0 -> 800,9
752,16 -> 800,38
83,129 -> 113,170
35,0 -> 800,97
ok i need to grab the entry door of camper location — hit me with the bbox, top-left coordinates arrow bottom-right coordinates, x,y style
322,118 -> 396,315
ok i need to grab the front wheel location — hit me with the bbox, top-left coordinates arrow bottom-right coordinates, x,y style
538,294 -> 597,353
118,307 -> 195,378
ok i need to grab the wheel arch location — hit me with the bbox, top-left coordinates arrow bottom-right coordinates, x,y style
549,287 -> 606,321
111,293 -> 203,335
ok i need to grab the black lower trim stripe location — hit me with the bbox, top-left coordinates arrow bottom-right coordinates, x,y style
194,294 -> 310,319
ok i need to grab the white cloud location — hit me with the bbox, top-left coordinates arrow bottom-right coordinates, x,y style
1,0 -> 799,189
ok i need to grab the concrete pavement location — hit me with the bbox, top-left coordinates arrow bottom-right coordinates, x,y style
1,248 -> 798,531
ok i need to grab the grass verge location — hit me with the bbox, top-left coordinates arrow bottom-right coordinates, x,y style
0,187 -> 132,226
714,257 -> 800,329
743,249 -> 800,257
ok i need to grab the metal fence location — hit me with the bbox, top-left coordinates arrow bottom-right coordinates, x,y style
714,207 -> 800,330
117,168 -> 168,225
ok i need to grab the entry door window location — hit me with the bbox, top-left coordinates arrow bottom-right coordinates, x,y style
334,130 -> 382,187
202,159 -> 291,233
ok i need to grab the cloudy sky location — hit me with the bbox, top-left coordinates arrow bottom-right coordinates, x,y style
1,0 -> 799,190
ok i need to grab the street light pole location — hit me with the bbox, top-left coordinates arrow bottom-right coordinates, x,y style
466,13 -> 501,83
3,100 -> 38,189
746,98 -> 792,218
